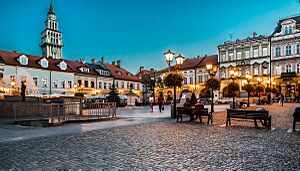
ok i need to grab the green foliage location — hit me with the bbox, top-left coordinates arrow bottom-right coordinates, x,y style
205,77 -> 221,91
255,84 -> 264,93
243,84 -> 254,93
107,81 -> 122,107
156,77 -> 164,88
265,87 -> 272,93
271,88 -> 278,94
199,88 -> 211,98
228,82 -> 240,93
164,72 -> 183,88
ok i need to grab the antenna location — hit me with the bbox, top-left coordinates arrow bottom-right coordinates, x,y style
229,33 -> 233,42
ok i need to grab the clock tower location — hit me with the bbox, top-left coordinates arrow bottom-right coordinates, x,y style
40,0 -> 63,59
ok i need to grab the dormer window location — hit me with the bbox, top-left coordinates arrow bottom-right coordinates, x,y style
116,71 -> 122,75
18,55 -> 28,66
128,73 -> 132,76
40,58 -> 48,68
80,67 -> 89,73
59,61 -> 67,70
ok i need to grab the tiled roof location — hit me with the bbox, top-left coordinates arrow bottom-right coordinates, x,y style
87,63 -> 113,77
0,50 -> 97,75
104,63 -> 140,82
197,55 -> 218,67
180,57 -> 205,70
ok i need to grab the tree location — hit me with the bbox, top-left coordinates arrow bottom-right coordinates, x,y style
243,84 -> 254,107
255,84 -> 264,105
141,74 -> 151,104
205,77 -> 221,112
265,87 -> 272,94
107,80 -> 122,107
227,82 -> 239,109
156,77 -> 164,88
164,72 -> 183,118
199,88 -> 211,98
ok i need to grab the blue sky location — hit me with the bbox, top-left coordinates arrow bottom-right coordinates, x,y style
0,0 -> 299,73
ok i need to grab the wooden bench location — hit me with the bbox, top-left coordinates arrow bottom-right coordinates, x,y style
176,107 -> 212,124
226,109 -> 271,129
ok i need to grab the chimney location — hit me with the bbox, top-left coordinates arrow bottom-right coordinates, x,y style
139,66 -> 144,72
12,50 -> 18,53
91,58 -> 96,64
253,32 -> 257,38
112,61 -> 116,66
150,68 -> 154,72
80,59 -> 85,64
101,57 -> 104,64
117,60 -> 121,68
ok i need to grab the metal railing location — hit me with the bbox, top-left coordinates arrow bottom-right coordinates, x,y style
82,102 -> 116,118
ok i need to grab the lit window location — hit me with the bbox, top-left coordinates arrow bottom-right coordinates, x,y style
33,77 -> 38,86
275,47 -> 281,57
254,67 -> 259,75
286,46 -> 292,56
221,71 -> 226,78
263,68 -> 268,75
286,64 -> 292,73
189,77 -> 193,84
275,65 -> 281,75
253,48 -> 259,58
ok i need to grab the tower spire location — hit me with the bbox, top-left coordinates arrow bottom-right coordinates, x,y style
48,0 -> 55,15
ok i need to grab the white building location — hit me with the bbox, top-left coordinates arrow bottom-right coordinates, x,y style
271,15 -> 300,98
218,33 -> 270,98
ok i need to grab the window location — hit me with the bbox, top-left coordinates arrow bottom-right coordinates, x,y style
221,71 -> 226,78
184,77 -> 187,84
54,80 -> 58,88
78,80 -> 82,86
204,75 -> 208,82
285,27 -> 288,35
82,68 -> 89,73
245,50 -> 250,59
137,83 -> 140,90
116,71 -> 122,75
99,82 -> 102,88
91,81 -> 95,88
297,44 -> 300,54
286,64 -> 292,73
109,83 -> 112,89
275,65 -> 281,75
286,46 -> 292,56
19,55 -> 28,65
127,82 -> 130,89
40,59 -> 48,68
198,75 -> 202,83
60,80 -> 65,88
189,77 -> 193,84
228,52 -> 233,61
68,81 -> 72,88
253,48 -> 259,58
104,83 -> 107,89
262,47 -> 268,56
84,81 -> 89,87
236,51 -> 241,60
221,54 -> 226,62
297,64 -> 300,74
121,82 -> 125,88
263,68 -> 268,75
275,47 -> 281,57
33,77 -> 38,86
59,61 -> 67,70
254,67 -> 259,75
289,25 -> 292,34
42,78 -> 48,87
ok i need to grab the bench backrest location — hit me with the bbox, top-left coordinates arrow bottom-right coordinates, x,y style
227,109 -> 269,118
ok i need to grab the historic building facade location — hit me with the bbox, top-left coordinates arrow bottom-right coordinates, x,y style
40,1 -> 63,59
271,15 -> 300,99
218,33 -> 271,98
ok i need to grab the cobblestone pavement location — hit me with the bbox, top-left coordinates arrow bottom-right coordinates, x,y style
0,103 -> 300,170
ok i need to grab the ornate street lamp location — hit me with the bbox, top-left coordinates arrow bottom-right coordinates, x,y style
257,78 -> 262,105
164,50 -> 175,68
245,73 -> 252,107
206,64 -> 218,112
229,68 -> 239,109
73,83 -> 78,94
164,50 -> 184,118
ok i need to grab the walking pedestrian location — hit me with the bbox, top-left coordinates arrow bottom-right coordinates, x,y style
149,95 -> 154,112
158,92 -> 165,113
281,94 -> 284,106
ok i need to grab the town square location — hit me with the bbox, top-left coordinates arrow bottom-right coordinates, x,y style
0,0 -> 300,170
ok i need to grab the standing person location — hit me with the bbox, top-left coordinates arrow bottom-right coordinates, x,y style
158,92 -> 165,113
281,94 -> 284,106
149,95 -> 154,112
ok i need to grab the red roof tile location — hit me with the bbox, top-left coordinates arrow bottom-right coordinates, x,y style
0,50 -> 97,75
104,63 -> 140,82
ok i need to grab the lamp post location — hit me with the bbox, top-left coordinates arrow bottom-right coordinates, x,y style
164,50 -> 184,118
206,64 -> 218,112
10,79 -> 16,94
257,78 -> 262,105
229,68 -> 239,109
245,73 -> 252,107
